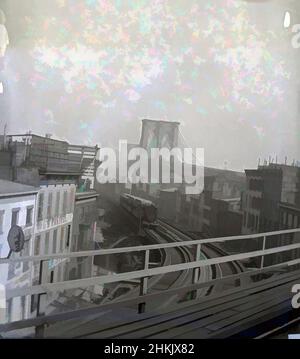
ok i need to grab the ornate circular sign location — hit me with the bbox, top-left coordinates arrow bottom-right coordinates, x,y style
7,226 -> 25,253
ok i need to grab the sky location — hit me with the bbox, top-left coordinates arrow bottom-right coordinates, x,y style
0,0 -> 299,171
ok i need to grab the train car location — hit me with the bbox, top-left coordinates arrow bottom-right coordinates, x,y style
120,193 -> 158,229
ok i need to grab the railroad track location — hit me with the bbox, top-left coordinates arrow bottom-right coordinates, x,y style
158,218 -> 244,294
155,220 -> 212,296
145,226 -> 193,290
202,242 -> 244,277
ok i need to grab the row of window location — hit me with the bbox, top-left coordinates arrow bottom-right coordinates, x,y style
246,213 -> 260,231
280,211 -> 300,229
244,212 -> 281,232
248,178 -> 263,191
37,188 -> 75,222
34,225 -> 71,256
243,194 -> 262,211
0,206 -> 33,233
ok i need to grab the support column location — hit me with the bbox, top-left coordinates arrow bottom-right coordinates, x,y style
138,249 -> 150,314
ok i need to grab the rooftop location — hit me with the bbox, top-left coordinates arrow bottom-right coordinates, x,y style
0,179 -> 39,198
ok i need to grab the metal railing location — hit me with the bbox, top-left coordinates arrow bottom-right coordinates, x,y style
0,227 -> 300,335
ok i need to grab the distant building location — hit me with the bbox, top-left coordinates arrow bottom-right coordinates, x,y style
208,198 -> 242,237
241,164 -> 300,234
0,179 -> 39,322
279,202 -> 300,230
157,169 -> 245,237
1,133 -> 98,188
277,202 -> 300,263
158,188 -> 180,223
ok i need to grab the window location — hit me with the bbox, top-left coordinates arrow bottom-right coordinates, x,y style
7,262 -> 16,280
44,232 -> 50,255
6,299 -> 13,322
255,216 -> 260,230
50,271 -> 54,284
283,211 -> 287,226
66,225 -> 71,248
57,266 -> 62,282
11,208 -> 20,226
34,236 -> 41,256
23,240 -> 30,272
26,206 -> 33,226
37,193 -> 44,221
0,210 -> 4,233
30,295 -> 38,313
243,211 -> 247,226
47,192 -> 53,220
61,266 -> 65,281
252,197 -> 262,211
62,191 -> 68,215
68,190 -> 73,213
288,214 -> 293,227
248,214 -> 255,229
60,227 -> 65,252
55,191 -> 60,217
79,207 -> 85,221
52,229 -> 57,253
69,187 -> 75,213
21,296 -> 26,320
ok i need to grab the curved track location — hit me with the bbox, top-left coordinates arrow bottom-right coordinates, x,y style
156,220 -> 212,293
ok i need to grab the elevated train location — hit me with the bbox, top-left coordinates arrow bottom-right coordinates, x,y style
120,193 -> 158,229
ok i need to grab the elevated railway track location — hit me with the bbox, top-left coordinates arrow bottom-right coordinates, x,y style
1,227 -> 300,338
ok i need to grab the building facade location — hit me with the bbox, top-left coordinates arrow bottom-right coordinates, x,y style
0,179 -> 38,322
0,133 -> 101,319
30,181 -> 76,315
159,171 -> 245,237
242,164 -> 300,234
67,190 -> 100,282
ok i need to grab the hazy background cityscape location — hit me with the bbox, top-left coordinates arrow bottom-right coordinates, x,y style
1,0 -> 300,171
2,0 -> 300,340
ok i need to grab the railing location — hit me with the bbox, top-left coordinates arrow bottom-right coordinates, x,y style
1,227 -> 300,335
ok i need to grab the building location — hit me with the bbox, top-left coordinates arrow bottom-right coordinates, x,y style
30,180 -> 76,315
241,164 -> 300,234
279,202 -> 300,230
157,169 -> 245,238
208,198 -> 242,237
0,133 -> 99,314
0,179 -> 39,322
67,190 -> 100,282
1,133 -> 98,188
158,188 -> 180,223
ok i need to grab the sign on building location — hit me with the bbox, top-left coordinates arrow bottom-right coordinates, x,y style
7,226 -> 25,253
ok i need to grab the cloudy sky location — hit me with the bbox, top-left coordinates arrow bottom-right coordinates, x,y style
0,0 -> 299,171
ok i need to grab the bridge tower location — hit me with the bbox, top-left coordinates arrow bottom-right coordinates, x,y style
139,119 -> 180,151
